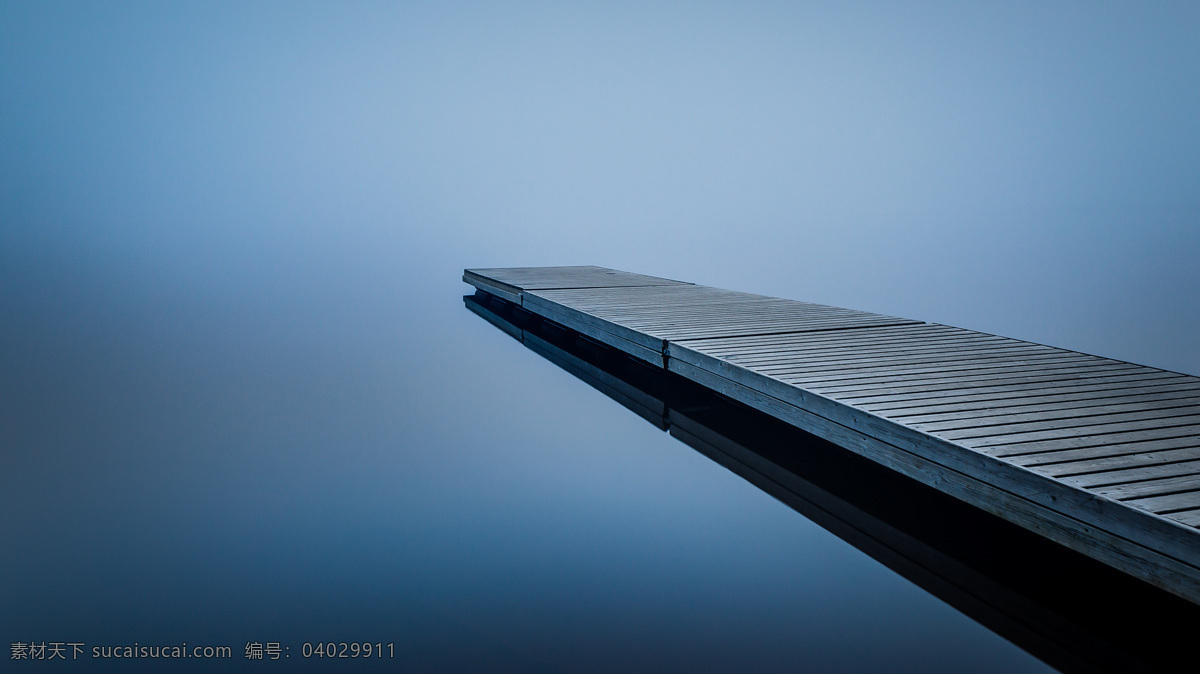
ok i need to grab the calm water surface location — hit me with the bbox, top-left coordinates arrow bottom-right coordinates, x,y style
1,256 -> 1059,672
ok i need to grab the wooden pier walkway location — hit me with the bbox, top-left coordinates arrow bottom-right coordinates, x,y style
463,266 -> 1200,604
464,290 -> 1200,673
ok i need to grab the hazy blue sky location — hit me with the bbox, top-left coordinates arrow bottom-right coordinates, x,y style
3,1 -> 1197,373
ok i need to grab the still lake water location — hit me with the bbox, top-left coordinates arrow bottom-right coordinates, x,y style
15,242 -> 1198,672
0,251 -> 1070,672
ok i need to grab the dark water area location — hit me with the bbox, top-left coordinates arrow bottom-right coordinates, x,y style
3,254 -> 1064,673
3,3 -> 1199,672
3,250 -> 1195,673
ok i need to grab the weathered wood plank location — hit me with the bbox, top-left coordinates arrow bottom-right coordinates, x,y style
1037,447 -> 1200,478
968,424 -> 1200,453
894,389 -> 1200,425
672,322 -> 956,347
1057,460 -> 1200,490
845,373 -> 1188,408
756,354 -> 1103,382
699,331 -> 1045,358
1092,473 -> 1200,500
1125,490 -> 1200,514
933,410 -> 1200,441
1167,510 -> 1200,527
1011,437 -> 1200,467
804,366 -> 1155,398
725,343 -> 1067,370
466,265 -> 690,290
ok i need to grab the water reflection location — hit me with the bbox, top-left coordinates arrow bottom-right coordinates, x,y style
465,290 -> 1200,674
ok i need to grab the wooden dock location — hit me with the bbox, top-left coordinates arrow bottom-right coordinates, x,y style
463,266 -> 1200,604
464,290 -> 1200,673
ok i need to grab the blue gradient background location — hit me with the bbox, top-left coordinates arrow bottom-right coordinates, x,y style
2,2 -> 1197,671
